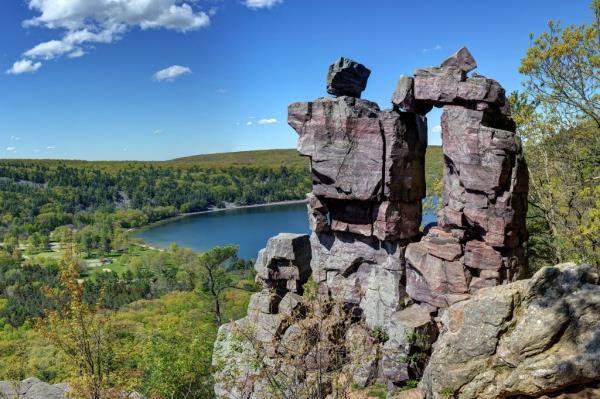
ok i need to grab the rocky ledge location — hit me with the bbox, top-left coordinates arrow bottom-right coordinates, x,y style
421,262 -> 600,399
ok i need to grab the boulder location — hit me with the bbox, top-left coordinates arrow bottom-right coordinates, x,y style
0,378 -> 70,399
420,263 -> 600,399
380,110 -> 428,203
391,75 -> 433,115
380,304 -> 438,384
463,240 -> 502,270
413,67 -> 466,103
440,46 -> 477,72
373,200 -> 422,241
247,289 -> 282,314
307,193 -> 330,232
405,241 -> 470,308
254,233 -> 311,293
212,322 -> 261,399
326,57 -> 371,98
344,324 -> 379,388
278,292 -> 305,317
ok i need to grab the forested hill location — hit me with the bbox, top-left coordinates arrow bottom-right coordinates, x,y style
0,147 -> 442,242
0,146 -> 443,172
168,148 -> 309,168
0,148 -> 308,171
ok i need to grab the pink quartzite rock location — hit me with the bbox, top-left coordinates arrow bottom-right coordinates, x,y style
440,46 -> 478,72
213,50 -> 531,399
326,57 -> 371,98
405,241 -> 470,308
289,95 -> 425,241
373,200 -> 422,241
391,75 -> 434,115
306,193 -> 330,232
464,240 -> 503,270
289,97 -> 383,202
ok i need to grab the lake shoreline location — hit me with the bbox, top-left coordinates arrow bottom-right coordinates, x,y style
128,199 -> 308,235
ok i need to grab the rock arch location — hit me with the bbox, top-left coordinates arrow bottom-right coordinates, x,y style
291,47 -> 528,316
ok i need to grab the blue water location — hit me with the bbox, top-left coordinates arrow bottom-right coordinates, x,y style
134,202 -> 436,259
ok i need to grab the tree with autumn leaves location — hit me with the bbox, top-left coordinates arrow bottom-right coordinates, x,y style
38,247 -> 140,399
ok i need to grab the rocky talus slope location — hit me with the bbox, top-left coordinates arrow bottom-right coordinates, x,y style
212,49 -> 599,398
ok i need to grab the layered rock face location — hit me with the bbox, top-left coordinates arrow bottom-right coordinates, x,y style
393,47 -> 529,309
213,49 -> 536,398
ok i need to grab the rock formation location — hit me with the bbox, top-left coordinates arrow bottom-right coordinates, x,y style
212,49 -> 594,398
420,263 -> 600,399
393,46 -> 529,310
0,378 -> 69,399
0,378 -> 144,399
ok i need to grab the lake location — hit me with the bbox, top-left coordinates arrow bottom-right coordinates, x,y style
134,201 -> 436,259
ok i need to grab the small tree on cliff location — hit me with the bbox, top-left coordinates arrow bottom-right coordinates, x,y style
38,248 -> 139,399
197,245 -> 246,325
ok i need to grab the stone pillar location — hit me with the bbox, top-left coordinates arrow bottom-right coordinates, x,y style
392,47 -> 529,310
288,57 -> 427,329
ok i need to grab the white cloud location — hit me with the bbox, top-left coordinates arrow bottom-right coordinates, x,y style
153,129 -> 163,134
246,121 -> 253,126
11,0 -> 211,73
138,4 -> 209,31
6,147 -> 16,152
24,39 -> 73,59
432,125 -> 442,134
6,59 -> 42,75
67,48 -> 86,58
47,146 -> 56,149
152,65 -> 192,82
257,118 -> 278,125
10,136 -> 21,141
422,44 -> 443,54
244,0 -> 282,9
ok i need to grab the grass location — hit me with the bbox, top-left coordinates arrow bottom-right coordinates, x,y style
425,145 -> 443,190
22,242 -> 157,278
167,148 -> 309,169
366,384 -> 387,399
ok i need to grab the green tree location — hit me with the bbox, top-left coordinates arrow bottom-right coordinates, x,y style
520,0 -> 600,127
513,0 -> 600,269
197,246 -> 239,325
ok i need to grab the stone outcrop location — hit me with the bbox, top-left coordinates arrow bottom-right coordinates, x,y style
0,378 -> 68,399
421,263 -> 600,399
213,50 -> 548,398
0,378 -> 143,399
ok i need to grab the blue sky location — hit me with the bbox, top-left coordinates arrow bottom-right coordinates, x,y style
0,0 -> 594,161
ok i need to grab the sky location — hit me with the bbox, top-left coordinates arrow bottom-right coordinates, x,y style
0,0 -> 594,161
